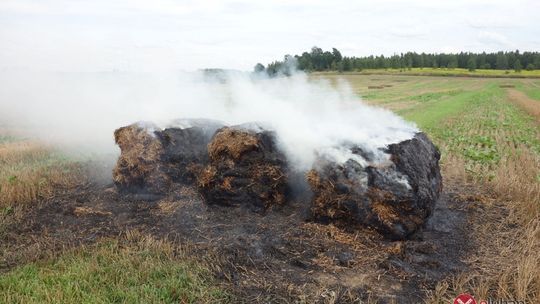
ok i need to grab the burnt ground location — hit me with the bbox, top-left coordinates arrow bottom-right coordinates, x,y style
0,166 -> 479,303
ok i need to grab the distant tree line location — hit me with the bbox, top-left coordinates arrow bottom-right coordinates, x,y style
256,47 -> 540,75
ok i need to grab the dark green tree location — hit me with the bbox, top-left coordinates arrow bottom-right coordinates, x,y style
406,56 -> 413,70
257,47 -> 540,74
332,48 -> 342,62
418,54 -> 425,69
514,59 -> 522,72
265,61 -> 281,76
478,52 -> 487,69
467,57 -> 476,71
296,52 -> 312,71
310,47 -> 324,71
447,55 -> 458,69
496,52 -> 509,70
534,57 -> 540,70
342,57 -> 352,71
253,63 -> 265,73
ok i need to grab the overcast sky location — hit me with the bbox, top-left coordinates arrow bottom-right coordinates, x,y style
1,0 -> 539,72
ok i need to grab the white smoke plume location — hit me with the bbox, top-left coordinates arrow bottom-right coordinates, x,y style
0,69 -> 417,170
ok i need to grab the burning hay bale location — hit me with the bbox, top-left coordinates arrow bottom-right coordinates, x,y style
113,123 -> 170,194
159,119 -> 224,183
113,120 -> 222,194
113,119 -> 440,238
307,133 -> 442,240
196,125 -> 289,212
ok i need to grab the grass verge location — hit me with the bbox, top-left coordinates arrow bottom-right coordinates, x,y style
0,232 -> 231,304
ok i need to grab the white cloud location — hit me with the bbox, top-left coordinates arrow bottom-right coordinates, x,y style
477,31 -> 514,48
389,26 -> 429,38
0,0 -> 538,71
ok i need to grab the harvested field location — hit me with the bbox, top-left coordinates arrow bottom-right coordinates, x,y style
2,74 -> 539,303
313,73 -> 540,304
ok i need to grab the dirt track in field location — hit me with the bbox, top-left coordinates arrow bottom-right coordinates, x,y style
506,89 -> 540,121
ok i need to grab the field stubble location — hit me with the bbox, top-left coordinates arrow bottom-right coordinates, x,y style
333,74 -> 539,303
315,73 -> 539,302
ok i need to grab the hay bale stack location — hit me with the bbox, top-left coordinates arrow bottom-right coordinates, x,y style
307,133 -> 442,240
113,120 -> 223,193
113,123 -> 170,193
196,126 -> 289,212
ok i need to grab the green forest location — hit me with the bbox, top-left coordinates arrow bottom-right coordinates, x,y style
256,47 -> 540,75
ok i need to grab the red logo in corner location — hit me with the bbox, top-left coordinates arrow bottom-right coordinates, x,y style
454,294 -> 477,304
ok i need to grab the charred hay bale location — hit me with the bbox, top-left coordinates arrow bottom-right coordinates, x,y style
307,132 -> 442,240
113,120 -> 223,193
113,123 -> 170,194
196,126 -> 288,212
159,119 -> 223,183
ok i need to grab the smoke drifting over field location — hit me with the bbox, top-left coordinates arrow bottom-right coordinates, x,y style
0,70 -> 416,170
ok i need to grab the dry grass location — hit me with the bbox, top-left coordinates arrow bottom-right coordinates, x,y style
490,151 -> 540,220
427,207 -> 539,303
0,140 -> 81,209
72,206 -> 112,217
472,148 -> 539,303
507,89 -> 540,121
426,111 -> 539,302
0,139 -> 82,244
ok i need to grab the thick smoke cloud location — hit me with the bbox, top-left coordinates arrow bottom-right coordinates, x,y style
0,70 -> 417,170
